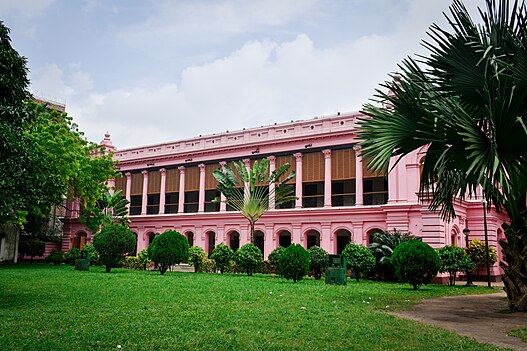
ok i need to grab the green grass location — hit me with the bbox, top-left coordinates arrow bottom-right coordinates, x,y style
508,328 -> 527,342
0,264 -> 509,351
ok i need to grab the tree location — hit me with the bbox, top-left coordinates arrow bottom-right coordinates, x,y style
358,0 -> 527,310
369,230 -> 416,281
268,246 -> 285,275
18,238 -> 45,263
342,243 -> 376,282
210,243 -> 234,274
188,246 -> 207,272
392,240 -> 440,290
80,190 -> 129,234
467,239 -> 498,268
234,244 -> 263,276
437,245 -> 476,286
92,223 -> 136,273
279,244 -> 310,283
213,159 -> 296,243
148,230 -> 189,275
308,245 -> 328,280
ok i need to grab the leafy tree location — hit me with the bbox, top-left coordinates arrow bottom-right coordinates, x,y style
148,230 -> 189,275
45,249 -> 63,265
210,243 -> 234,274
82,243 -> 101,266
92,223 -> 136,273
18,238 -> 45,263
308,245 -> 327,280
392,240 -> 440,290
342,243 -> 376,282
213,159 -> 296,243
279,244 -> 310,283
437,245 -> 477,286
234,244 -> 263,276
369,230 -> 416,281
64,247 -> 81,266
188,246 -> 207,273
268,246 -> 285,275
137,249 -> 151,270
358,0 -> 527,310
80,190 -> 129,234
467,239 -> 498,268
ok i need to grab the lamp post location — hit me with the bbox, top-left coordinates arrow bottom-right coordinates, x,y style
482,199 -> 492,288
463,228 -> 475,287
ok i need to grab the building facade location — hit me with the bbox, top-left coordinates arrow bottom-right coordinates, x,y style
62,112 -> 507,277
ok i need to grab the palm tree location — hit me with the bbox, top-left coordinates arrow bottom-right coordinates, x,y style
213,158 -> 296,243
80,190 -> 130,233
369,230 -> 416,281
358,0 -> 527,311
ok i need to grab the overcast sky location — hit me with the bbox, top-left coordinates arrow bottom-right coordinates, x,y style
1,0 -> 483,149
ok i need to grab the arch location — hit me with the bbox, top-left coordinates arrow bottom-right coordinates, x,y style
334,229 -> 352,254
305,229 -> 320,249
277,229 -> 292,248
254,230 -> 265,256
227,231 -> 240,252
185,231 -> 194,247
450,225 -> 460,246
206,231 -> 216,256
147,232 -> 156,247
366,228 -> 384,246
72,231 -> 88,250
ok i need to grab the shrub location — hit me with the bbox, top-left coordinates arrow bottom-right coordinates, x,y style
123,256 -> 143,270
225,260 -> 244,274
188,246 -> 207,272
268,246 -> 285,275
137,249 -> 151,270
19,238 -> 46,263
201,258 -> 217,273
260,260 -> 275,274
210,243 -> 234,274
308,245 -> 327,280
234,244 -> 263,276
369,230 -> 416,281
93,223 -> 136,273
82,244 -> 101,266
279,244 -> 310,283
342,243 -> 375,282
437,245 -> 477,286
467,239 -> 498,268
392,240 -> 440,290
148,230 -> 190,275
64,247 -> 81,266
45,249 -> 63,265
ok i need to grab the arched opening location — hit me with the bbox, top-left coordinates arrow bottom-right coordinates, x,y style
335,229 -> 352,254
207,231 -> 216,256
450,229 -> 458,246
147,232 -> 156,247
305,230 -> 320,249
278,230 -> 292,248
254,230 -> 265,256
367,228 -> 383,246
186,232 -> 194,247
228,231 -> 240,252
72,232 -> 87,250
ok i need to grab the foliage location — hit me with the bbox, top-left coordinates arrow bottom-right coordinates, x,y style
308,245 -> 327,280
279,244 -> 310,283
18,238 -> 45,262
234,244 -> 263,276
137,249 -> 151,270
82,243 -> 101,266
210,243 -> 234,274
148,230 -> 189,275
80,190 -> 129,234
437,245 -> 477,286
92,223 -> 136,273
200,259 -> 218,273
392,240 -> 440,290
188,246 -> 207,273
467,239 -> 498,268
342,243 -> 376,282
213,159 -> 296,242
357,0 -> 527,310
44,249 -> 63,265
122,256 -> 143,270
369,230 -> 416,281
64,247 -> 81,266
268,246 -> 285,275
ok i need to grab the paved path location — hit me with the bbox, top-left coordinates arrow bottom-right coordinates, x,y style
390,290 -> 527,350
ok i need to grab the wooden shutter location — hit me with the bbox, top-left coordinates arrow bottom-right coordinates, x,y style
148,170 -> 161,194
185,166 -> 200,191
130,172 -> 143,195
114,174 -> 126,194
302,152 -> 324,182
166,168 -> 179,192
275,155 -> 295,184
205,164 -> 219,190
363,157 -> 386,178
332,148 -> 356,180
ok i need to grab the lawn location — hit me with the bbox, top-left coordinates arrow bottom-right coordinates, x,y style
0,264 -> 508,351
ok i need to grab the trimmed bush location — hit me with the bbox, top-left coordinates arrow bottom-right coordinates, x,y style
437,245 -> 476,286
279,244 -> 310,283
201,259 -> 217,273
82,244 -> 101,266
137,249 -> 151,270
268,246 -> 285,275
308,245 -> 327,280
342,243 -> 375,282
45,249 -> 63,265
148,230 -> 189,275
467,239 -> 497,268
19,238 -> 46,263
123,256 -> 143,270
392,240 -> 440,290
234,244 -> 263,276
64,247 -> 81,266
188,246 -> 207,272
210,243 -> 234,274
93,223 -> 136,273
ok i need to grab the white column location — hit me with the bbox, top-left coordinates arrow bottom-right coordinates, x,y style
293,153 -> 303,208
141,170 -> 148,215
219,161 -> 227,212
159,168 -> 166,214
267,156 -> 276,210
125,172 -> 132,214
353,146 -> 363,206
323,149 -> 332,207
243,158 -> 251,203
198,164 -> 206,213
178,166 -> 185,213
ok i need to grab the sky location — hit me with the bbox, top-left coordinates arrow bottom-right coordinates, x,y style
1,0 -> 484,150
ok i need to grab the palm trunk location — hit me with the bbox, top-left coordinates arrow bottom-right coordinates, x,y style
250,220 -> 255,244
500,219 -> 527,311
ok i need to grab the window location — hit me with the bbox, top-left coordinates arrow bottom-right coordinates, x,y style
165,192 -> 178,213
130,195 -> 142,215
331,180 -> 356,206
184,191 -> 199,213
363,177 -> 388,205
146,194 -> 160,214
302,182 -> 324,208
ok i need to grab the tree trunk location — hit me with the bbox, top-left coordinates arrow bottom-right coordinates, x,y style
250,221 -> 255,244
500,220 -> 527,311
105,265 -> 111,273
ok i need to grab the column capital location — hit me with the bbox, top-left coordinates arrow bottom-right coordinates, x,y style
293,152 -> 303,160
219,161 -> 227,167
242,158 -> 251,167
178,166 -> 185,173
159,168 -> 166,175
141,170 -> 148,175
322,149 -> 332,158
125,172 -> 131,179
199,163 -> 206,171
267,155 -> 276,162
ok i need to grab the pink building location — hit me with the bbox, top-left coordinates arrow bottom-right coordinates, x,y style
62,111 -> 507,278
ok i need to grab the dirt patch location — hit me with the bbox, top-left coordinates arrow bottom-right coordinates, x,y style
390,291 -> 527,350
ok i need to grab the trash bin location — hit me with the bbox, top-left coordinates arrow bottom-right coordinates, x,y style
325,254 -> 347,285
75,250 -> 91,271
